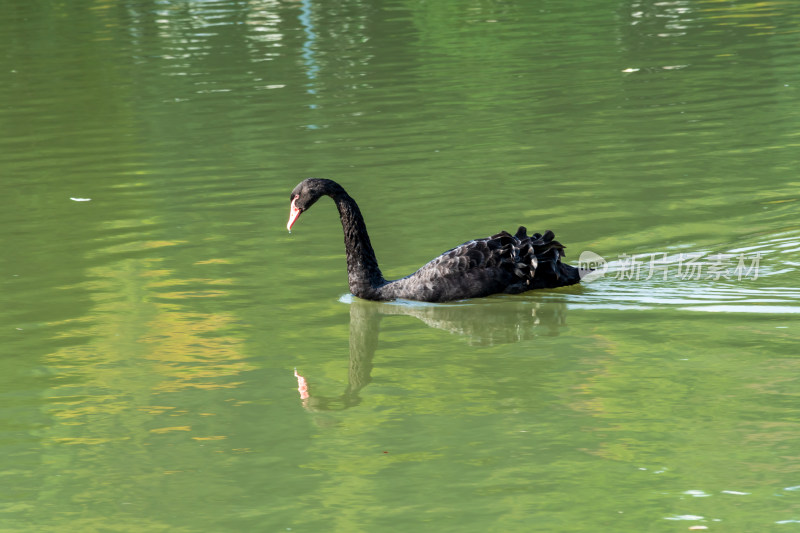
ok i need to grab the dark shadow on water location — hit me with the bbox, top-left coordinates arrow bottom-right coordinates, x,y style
294,296 -> 569,411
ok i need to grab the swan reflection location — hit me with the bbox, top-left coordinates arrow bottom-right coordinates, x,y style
294,297 -> 568,411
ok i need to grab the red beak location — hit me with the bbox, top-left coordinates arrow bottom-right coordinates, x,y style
287,197 -> 301,231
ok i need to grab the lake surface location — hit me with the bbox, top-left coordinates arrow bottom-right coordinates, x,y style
1,0 -> 799,531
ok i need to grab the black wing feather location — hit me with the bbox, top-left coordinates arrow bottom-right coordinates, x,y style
381,228 -> 581,302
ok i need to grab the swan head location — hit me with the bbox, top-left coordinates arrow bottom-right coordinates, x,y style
287,178 -> 344,232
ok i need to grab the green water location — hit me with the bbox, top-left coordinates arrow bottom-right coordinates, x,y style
2,0 -> 799,531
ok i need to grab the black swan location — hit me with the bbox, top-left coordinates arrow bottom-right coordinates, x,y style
287,178 -> 584,302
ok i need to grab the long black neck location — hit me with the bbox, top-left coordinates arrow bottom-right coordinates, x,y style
333,191 -> 386,298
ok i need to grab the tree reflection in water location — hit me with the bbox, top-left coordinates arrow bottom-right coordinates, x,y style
294,297 -> 568,411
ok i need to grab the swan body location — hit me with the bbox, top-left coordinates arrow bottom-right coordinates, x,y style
287,178 -> 583,302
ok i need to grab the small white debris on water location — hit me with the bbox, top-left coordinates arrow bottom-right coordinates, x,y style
684,490 -> 711,497
622,68 -> 640,73
665,514 -> 705,521
70,197 -> 91,202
